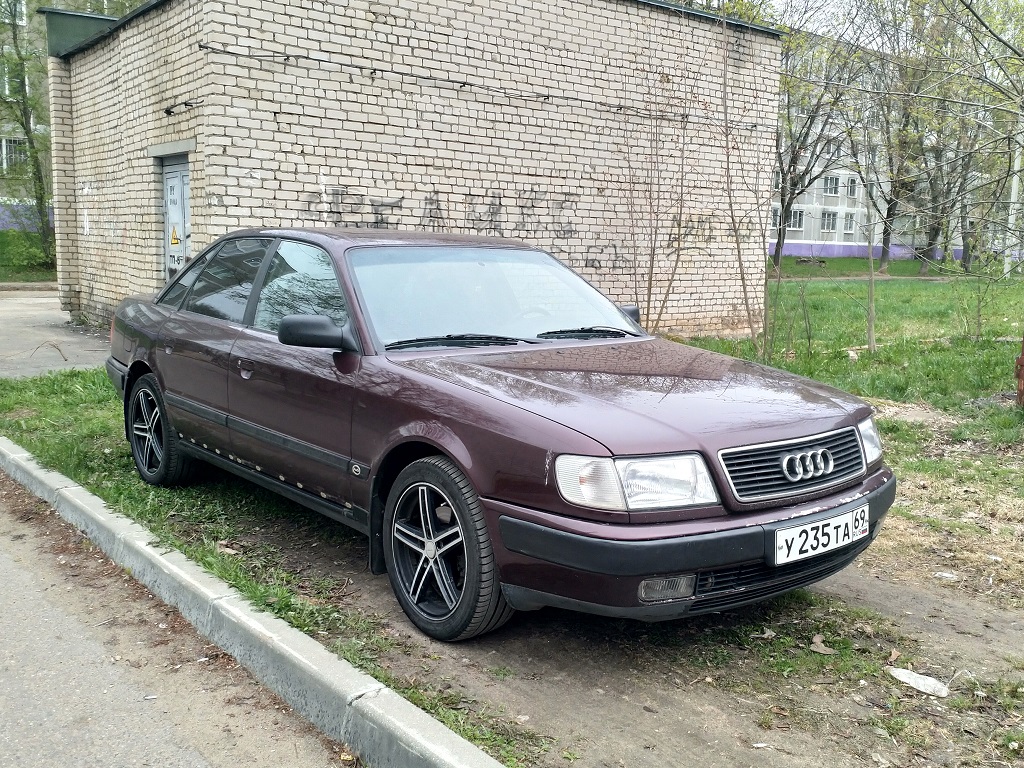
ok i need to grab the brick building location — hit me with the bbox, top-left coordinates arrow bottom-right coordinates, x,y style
43,0 -> 779,334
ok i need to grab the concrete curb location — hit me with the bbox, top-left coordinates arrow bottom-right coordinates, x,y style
0,282 -> 58,292
0,436 -> 503,768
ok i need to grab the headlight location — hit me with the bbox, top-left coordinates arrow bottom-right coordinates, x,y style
857,417 -> 883,466
555,454 -> 719,511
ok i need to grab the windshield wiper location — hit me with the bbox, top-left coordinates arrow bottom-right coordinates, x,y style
535,326 -> 640,339
385,334 -> 538,351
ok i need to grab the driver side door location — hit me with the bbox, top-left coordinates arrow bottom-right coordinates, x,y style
227,240 -> 362,518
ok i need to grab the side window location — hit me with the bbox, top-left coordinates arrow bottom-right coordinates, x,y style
157,249 -> 215,308
182,238 -> 273,323
253,241 -> 348,334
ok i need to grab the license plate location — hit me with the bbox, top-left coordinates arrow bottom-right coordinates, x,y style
774,506 -> 870,565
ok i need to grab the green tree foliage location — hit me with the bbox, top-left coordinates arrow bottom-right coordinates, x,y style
0,0 -> 145,266
0,0 -> 55,264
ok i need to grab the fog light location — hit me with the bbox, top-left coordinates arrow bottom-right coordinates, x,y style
638,574 -> 696,602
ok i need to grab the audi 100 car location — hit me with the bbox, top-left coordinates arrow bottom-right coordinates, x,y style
107,228 -> 896,641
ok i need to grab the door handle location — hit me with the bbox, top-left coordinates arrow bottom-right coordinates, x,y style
236,358 -> 255,380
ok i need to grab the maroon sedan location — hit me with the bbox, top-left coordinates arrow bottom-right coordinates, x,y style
107,228 -> 895,641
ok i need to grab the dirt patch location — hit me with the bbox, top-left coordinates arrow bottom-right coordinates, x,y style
869,398 -> 963,429
863,398 -> 1024,613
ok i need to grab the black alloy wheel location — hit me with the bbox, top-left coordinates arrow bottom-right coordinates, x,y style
127,373 -> 193,486
383,456 -> 514,641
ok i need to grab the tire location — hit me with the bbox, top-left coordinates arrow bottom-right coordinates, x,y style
126,373 -> 194,486
383,456 -> 514,641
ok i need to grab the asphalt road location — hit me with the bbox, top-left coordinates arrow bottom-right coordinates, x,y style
0,288 -> 347,767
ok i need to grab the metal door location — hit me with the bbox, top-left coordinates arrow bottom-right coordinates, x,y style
163,159 -> 190,280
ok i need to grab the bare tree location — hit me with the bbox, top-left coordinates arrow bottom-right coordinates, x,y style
772,4 -> 865,270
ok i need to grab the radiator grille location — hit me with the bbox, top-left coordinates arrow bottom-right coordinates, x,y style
719,427 -> 865,503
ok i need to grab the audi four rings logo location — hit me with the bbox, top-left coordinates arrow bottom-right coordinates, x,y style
781,449 -> 834,482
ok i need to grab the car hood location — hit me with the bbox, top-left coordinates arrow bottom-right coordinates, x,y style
390,338 -> 869,455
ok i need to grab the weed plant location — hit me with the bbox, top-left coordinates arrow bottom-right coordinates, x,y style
0,230 -> 54,281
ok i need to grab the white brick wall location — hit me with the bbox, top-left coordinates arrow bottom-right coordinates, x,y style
50,0 -> 780,334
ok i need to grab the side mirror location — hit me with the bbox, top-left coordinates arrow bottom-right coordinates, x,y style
278,315 -> 360,352
620,304 -> 641,324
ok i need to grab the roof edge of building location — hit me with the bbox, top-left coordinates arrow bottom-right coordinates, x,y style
38,0 -> 173,59
631,0 -> 781,37
41,0 -> 779,61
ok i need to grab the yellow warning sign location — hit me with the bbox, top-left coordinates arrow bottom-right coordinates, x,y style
170,227 -> 180,246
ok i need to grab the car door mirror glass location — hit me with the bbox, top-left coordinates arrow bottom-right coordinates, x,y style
620,304 -> 641,324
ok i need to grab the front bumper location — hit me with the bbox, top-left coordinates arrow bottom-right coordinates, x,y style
492,469 -> 896,620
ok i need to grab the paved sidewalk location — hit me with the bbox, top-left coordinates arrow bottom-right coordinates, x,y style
0,288 -> 108,378
0,481 -> 343,768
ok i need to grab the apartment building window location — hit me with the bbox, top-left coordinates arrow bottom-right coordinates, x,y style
821,211 -> 838,233
844,212 -> 856,233
847,177 -> 857,198
823,176 -> 840,196
773,169 -> 781,191
771,207 -> 780,229
786,208 -> 804,231
1,137 -> 28,174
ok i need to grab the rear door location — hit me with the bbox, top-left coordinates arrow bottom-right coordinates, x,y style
158,237 -> 274,453
227,239 -> 361,512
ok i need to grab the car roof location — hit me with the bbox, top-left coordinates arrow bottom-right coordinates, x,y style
222,227 -> 536,251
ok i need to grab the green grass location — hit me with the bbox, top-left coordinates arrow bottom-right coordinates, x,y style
0,230 -> 55,282
686,274 -> 1024,430
762,273 -> 1024,347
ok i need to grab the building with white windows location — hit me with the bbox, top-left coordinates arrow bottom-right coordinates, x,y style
770,168 -> 928,260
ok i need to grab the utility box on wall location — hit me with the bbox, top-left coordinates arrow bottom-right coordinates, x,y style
44,0 -> 780,334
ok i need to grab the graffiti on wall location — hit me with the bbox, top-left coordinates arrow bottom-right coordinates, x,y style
316,186 -> 406,229
304,184 -> 720,274
667,211 -> 715,249
309,184 -> 581,240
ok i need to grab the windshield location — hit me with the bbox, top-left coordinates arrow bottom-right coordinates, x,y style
347,246 -> 642,349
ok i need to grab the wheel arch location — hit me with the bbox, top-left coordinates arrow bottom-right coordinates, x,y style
368,440 -> 452,575
122,360 -> 154,439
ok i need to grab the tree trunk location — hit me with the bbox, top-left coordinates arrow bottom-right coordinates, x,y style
879,197 -> 898,273
918,221 -> 940,276
771,213 -> 788,270
959,201 -> 973,273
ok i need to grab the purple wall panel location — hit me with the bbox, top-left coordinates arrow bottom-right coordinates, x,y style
769,241 -> 963,261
